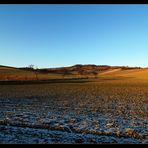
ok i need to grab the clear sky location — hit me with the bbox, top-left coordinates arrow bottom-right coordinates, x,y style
0,4 -> 148,68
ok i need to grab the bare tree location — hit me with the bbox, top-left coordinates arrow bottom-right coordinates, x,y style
28,65 -> 39,80
28,64 -> 34,70
34,67 -> 39,80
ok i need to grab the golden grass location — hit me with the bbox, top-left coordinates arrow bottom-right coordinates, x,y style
99,68 -> 148,81
0,65 -> 148,81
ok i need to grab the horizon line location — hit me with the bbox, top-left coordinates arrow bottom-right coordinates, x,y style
0,64 -> 148,69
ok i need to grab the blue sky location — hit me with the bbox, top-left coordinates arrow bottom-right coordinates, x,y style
0,4 -> 148,68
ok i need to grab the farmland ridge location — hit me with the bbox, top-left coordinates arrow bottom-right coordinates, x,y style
0,64 -> 147,81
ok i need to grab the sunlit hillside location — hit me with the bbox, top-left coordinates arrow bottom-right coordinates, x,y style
0,64 -> 147,81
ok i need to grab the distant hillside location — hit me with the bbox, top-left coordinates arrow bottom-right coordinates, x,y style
0,65 -> 18,70
46,64 -> 142,76
0,64 -> 145,81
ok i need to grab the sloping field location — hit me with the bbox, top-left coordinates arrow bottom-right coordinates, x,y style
0,68 -> 36,80
0,66 -> 64,80
99,68 -> 122,75
0,65 -> 93,81
99,68 -> 148,81
1,65 -> 147,81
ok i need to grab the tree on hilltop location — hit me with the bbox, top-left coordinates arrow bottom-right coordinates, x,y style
28,64 -> 39,80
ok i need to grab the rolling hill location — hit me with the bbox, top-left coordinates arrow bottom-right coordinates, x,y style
0,64 -> 147,81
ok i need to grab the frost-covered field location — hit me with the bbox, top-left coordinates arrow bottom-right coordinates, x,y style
0,80 -> 147,144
